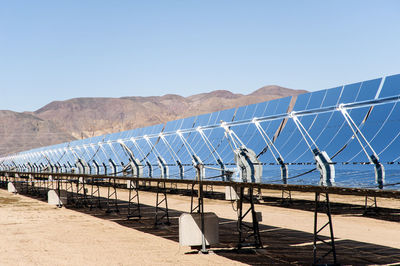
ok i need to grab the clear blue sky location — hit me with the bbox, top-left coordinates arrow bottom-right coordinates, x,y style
1,0 -> 399,112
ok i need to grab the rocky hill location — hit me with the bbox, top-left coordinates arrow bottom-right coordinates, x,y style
0,111 -> 74,156
0,85 -> 307,156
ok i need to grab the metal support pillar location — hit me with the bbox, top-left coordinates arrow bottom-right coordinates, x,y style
106,176 -> 119,213
46,175 -> 53,191
313,192 -> 337,265
154,181 -> 170,226
34,175 -> 41,196
89,178 -> 102,210
23,175 -> 30,194
190,182 -> 204,215
106,160 -> 119,213
36,174 -> 43,196
69,177 -> 78,204
237,186 -> 263,249
66,176 -> 74,201
12,174 -> 18,194
364,196 -> 379,215
75,177 -> 88,208
256,187 -> 262,201
127,179 -> 141,219
55,174 -> 63,208
190,182 -> 198,213
88,160 -> 102,210
281,189 -> 292,205
27,174 -> 35,195
189,164 -> 208,254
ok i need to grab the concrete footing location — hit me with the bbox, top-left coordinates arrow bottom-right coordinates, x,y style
225,186 -> 239,200
8,182 -> 17,193
48,189 -> 68,206
179,212 -> 219,247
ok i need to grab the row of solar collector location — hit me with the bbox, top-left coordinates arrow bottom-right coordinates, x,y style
2,74 -> 400,190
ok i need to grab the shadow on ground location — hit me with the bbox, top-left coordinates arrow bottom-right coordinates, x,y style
260,195 -> 400,223
3,183 -> 400,265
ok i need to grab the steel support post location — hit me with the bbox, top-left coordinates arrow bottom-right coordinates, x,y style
47,175 -> 53,190
281,189 -> 292,205
127,179 -> 141,219
189,169 -> 208,253
364,196 -> 378,215
18,175 -> 23,193
28,175 -> 35,195
313,192 -> 337,265
11,174 -> 17,194
71,178 -> 79,205
37,175 -> 42,196
237,186 -> 263,249
26,175 -> 31,194
75,177 -> 88,208
41,176 -> 47,197
198,177 -> 207,254
66,176 -> 74,202
154,181 -> 170,226
89,178 -> 102,210
55,175 -> 63,208
22,176 -> 29,194
106,177 -> 119,213
28,174 -> 36,195
190,182 -> 199,213
190,183 -> 205,214
42,176 -> 47,198
44,175 -> 49,196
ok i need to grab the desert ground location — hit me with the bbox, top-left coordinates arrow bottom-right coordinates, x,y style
0,184 -> 400,265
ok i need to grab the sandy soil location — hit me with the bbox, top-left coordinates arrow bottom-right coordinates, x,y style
0,190 -> 243,266
1,184 -> 400,265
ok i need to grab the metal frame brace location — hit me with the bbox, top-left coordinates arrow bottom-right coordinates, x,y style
106,159 -> 119,213
237,186 -> 263,249
313,192 -> 338,265
127,179 -> 141,219
154,180 -> 170,227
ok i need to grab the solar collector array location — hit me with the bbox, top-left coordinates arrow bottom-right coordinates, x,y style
2,74 -> 400,190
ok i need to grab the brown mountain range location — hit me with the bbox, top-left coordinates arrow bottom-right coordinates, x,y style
0,85 -> 307,156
